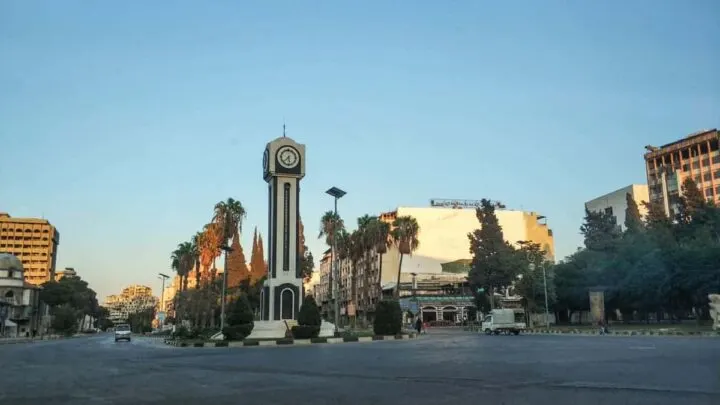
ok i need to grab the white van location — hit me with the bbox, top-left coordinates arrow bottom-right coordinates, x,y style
482,309 -> 526,335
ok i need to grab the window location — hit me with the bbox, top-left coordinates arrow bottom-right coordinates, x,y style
704,173 -> 712,182
706,188 -> 714,198
604,207 -> 613,216
702,159 -> 710,167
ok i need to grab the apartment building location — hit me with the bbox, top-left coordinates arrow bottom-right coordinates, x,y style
644,128 -> 720,217
585,184 -> 649,231
54,267 -> 77,281
104,284 -> 158,324
0,213 -> 60,285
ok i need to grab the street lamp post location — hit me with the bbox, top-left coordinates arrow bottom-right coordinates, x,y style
158,273 -> 170,328
410,272 -> 419,324
326,186 -> 346,334
523,251 -> 550,329
219,245 -> 234,331
541,262 -> 550,328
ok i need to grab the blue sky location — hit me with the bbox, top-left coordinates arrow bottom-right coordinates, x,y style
1,1 -> 718,299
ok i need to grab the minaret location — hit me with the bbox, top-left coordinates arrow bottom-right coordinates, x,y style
260,135 -> 305,321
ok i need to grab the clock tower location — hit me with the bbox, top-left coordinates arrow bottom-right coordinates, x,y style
260,136 -> 306,321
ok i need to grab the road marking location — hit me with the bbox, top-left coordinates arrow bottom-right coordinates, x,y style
628,346 -> 656,350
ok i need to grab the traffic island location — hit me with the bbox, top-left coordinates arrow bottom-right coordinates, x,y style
524,328 -> 720,337
164,333 -> 417,348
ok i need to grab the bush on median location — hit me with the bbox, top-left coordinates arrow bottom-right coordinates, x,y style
373,299 -> 402,336
223,295 -> 255,341
292,295 -> 322,339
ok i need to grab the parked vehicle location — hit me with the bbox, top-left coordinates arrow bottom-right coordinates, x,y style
481,309 -> 526,335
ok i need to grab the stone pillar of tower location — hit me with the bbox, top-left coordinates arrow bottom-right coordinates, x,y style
260,136 -> 305,321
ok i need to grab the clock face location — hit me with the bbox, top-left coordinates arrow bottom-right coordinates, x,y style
263,149 -> 269,171
277,146 -> 299,169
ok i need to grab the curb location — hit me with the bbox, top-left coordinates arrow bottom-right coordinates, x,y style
524,329 -> 720,337
164,333 -> 416,348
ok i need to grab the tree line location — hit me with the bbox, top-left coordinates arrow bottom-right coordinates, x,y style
468,178 -> 720,325
168,197 -> 314,334
40,275 -> 107,335
318,210 -> 420,322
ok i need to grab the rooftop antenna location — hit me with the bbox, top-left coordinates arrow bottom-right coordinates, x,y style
283,119 -> 286,137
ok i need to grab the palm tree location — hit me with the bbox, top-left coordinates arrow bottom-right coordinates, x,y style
212,198 -> 246,328
318,210 -> 344,246
191,232 -> 202,287
213,198 -> 246,243
355,215 -> 376,321
198,222 -> 221,328
319,210 -> 345,322
361,217 -> 391,302
391,215 -> 420,299
171,242 -> 193,291
336,228 -> 364,325
170,241 -> 193,321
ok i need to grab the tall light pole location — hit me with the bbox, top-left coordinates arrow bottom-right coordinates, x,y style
519,242 -> 550,329
410,272 -> 419,323
326,186 -> 346,334
158,273 -> 170,328
219,245 -> 234,330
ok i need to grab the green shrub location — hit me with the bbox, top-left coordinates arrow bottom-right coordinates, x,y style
222,324 -> 254,341
373,299 -> 402,336
227,295 -> 255,326
291,325 -> 320,339
51,305 -> 79,336
172,325 -> 189,339
297,295 -> 321,326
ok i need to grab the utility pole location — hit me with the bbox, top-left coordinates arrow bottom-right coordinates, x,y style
158,273 -> 170,328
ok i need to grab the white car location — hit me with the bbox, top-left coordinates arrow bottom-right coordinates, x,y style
114,324 -> 131,342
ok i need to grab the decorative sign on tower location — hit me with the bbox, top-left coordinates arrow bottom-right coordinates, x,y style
260,136 -> 306,321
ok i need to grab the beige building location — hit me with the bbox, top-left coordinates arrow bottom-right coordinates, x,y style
644,128 -> 720,217
104,284 -> 158,324
54,267 -> 77,281
585,184 -> 649,231
0,213 -> 60,286
316,204 -> 555,323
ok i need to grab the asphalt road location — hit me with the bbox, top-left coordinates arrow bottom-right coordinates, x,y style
0,329 -> 718,405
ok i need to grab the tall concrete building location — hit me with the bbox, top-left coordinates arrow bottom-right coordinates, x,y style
0,213 -> 60,285
644,128 -> 720,217
585,184 -> 649,231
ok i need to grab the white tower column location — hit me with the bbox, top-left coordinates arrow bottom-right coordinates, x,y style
261,137 -> 305,321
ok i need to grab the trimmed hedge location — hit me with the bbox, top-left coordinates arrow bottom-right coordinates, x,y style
292,295 -> 322,339
224,295 -> 255,341
222,324 -> 254,341
292,325 -> 320,339
373,299 -> 402,336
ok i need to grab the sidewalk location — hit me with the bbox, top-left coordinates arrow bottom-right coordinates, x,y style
525,328 -> 720,337
0,334 -> 82,345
